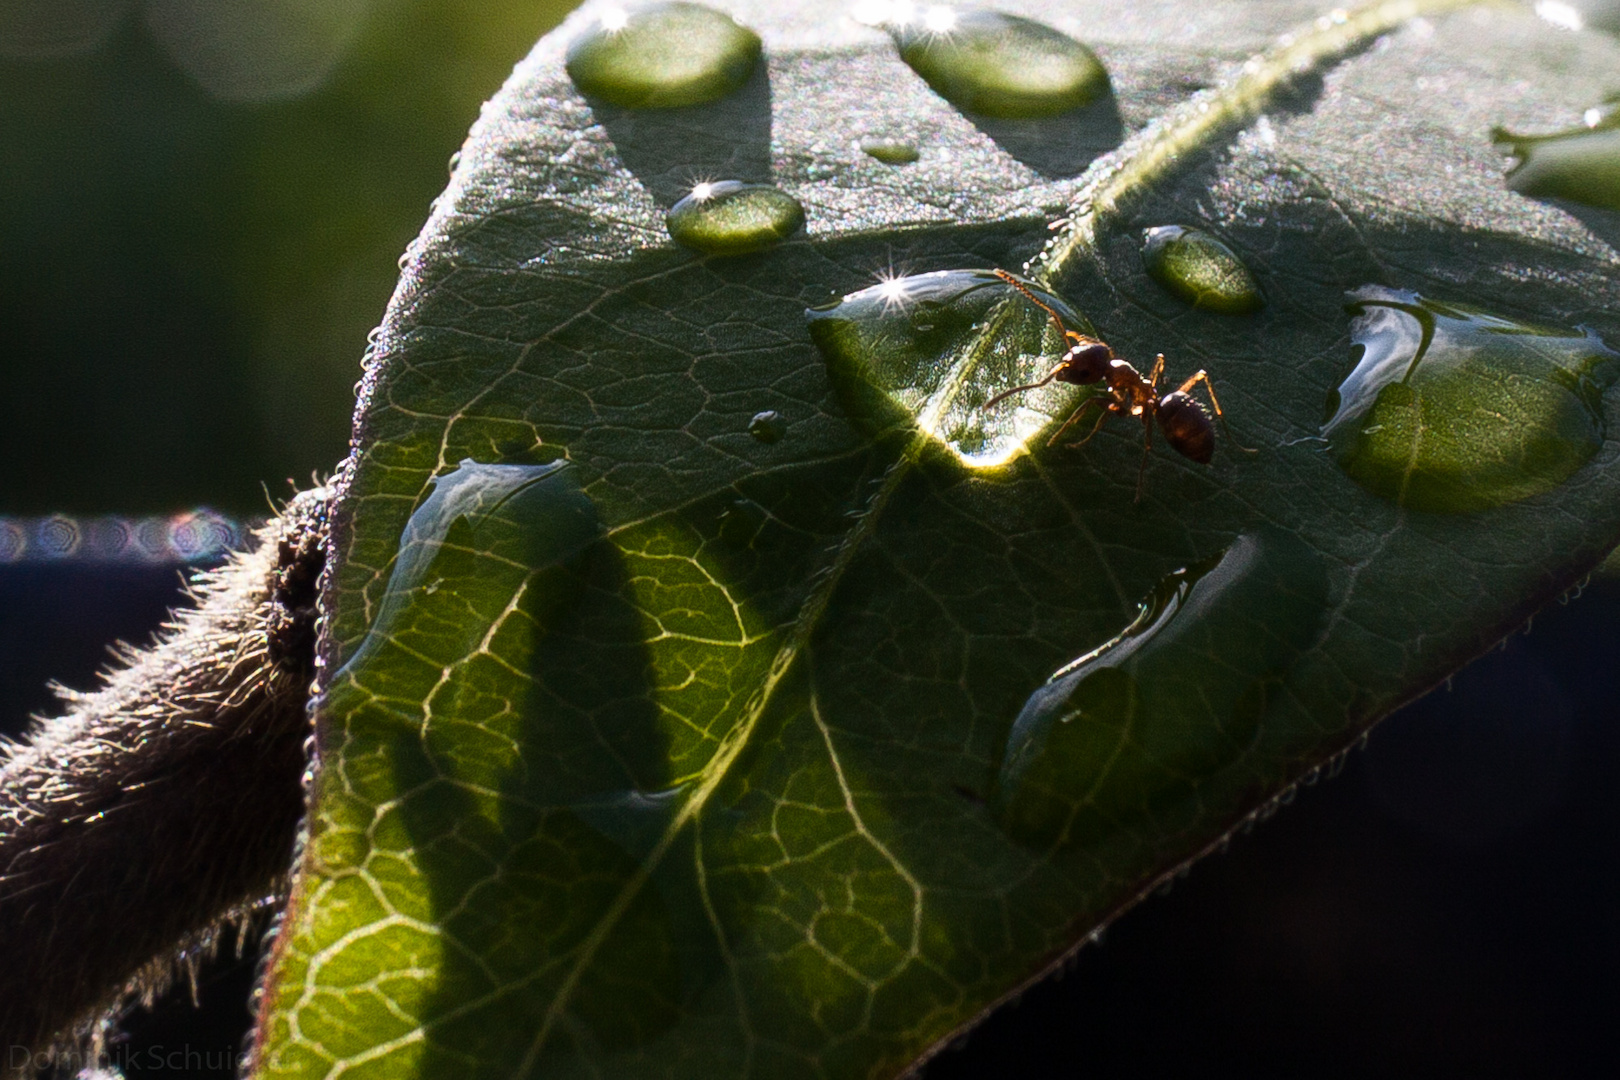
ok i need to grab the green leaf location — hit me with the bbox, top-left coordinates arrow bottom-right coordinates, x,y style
255,1 -> 1620,1077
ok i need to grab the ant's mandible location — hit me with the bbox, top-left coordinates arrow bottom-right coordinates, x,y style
983,269 -> 1253,500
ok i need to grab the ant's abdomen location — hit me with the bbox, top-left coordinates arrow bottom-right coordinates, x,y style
1157,391 -> 1215,464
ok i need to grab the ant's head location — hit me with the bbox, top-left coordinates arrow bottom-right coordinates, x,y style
1054,341 -> 1112,385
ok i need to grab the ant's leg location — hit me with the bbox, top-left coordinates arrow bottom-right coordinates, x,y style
1134,414 -> 1154,502
1054,399 -> 1113,449
983,365 -> 1066,411
1176,370 -> 1257,453
1147,353 -> 1166,394
1173,369 -> 1224,412
1044,397 -> 1107,447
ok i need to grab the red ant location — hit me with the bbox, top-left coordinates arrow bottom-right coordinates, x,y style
983,269 -> 1252,499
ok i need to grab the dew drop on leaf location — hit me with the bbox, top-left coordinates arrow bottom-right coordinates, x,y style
1323,287 -> 1620,513
992,530 -> 1326,850
333,459 -> 600,683
1140,224 -> 1264,314
665,180 -> 804,255
860,135 -> 921,164
887,9 -> 1109,119
318,460 -> 694,1057
1493,103 -> 1620,212
564,1 -> 761,109
806,268 -> 1096,466
747,409 -> 786,442
717,497 -> 769,546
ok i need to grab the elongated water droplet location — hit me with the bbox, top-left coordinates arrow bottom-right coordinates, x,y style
1141,225 -> 1264,314
993,531 -> 1326,850
317,461 -> 701,1055
335,459 -> 600,682
860,136 -> 920,164
888,9 -> 1109,119
806,269 -> 1098,467
1493,105 -> 1620,211
748,409 -> 786,442
666,180 -> 804,255
1323,287 -> 1620,513
565,1 -> 761,109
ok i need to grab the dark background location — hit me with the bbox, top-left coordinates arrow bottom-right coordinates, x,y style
2,1 -> 1618,1077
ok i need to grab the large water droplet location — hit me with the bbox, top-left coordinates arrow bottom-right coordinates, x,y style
1323,287 -> 1620,513
860,136 -> 920,164
806,269 -> 1098,467
1493,104 -> 1620,212
1141,225 -> 1264,314
666,180 -> 805,255
887,9 -> 1108,119
993,531 -> 1327,850
565,2 -> 761,109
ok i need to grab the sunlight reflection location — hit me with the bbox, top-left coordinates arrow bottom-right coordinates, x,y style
922,5 -> 957,34
1534,1 -> 1584,31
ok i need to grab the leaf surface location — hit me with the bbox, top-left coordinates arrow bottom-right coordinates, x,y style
256,2 -> 1620,1077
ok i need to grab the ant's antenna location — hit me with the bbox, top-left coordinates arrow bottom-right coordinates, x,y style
984,370 -> 1068,411
992,269 -> 1080,344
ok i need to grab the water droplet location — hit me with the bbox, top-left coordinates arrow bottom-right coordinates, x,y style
665,180 -> 805,255
335,459 -> 600,680
806,268 -> 1097,467
748,409 -> 786,442
1140,225 -> 1264,314
717,497 -> 769,546
1323,287 -> 1620,513
565,2 -> 761,109
571,785 -> 689,863
1493,104 -> 1620,212
860,136 -> 920,164
888,9 -> 1108,119
992,530 -> 1326,850
311,461 -> 708,1058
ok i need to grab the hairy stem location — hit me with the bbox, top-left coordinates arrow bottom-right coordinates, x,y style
0,490 -> 327,1072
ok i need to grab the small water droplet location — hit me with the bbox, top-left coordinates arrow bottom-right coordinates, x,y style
571,784 -> 689,863
992,530 -> 1327,849
1493,104 -> 1620,211
860,136 -> 920,164
748,409 -> 787,442
717,497 -> 769,547
1140,225 -> 1264,314
888,9 -> 1108,119
665,180 -> 805,255
565,1 -> 761,109
806,268 -> 1098,467
1323,287 -> 1620,513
